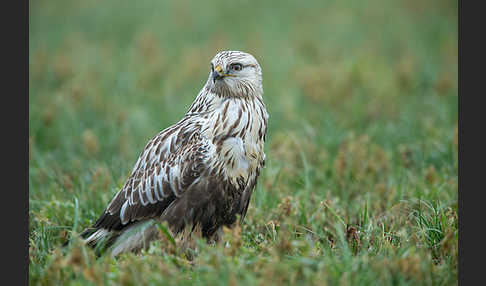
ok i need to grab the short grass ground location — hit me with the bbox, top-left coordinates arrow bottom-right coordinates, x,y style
29,0 -> 458,285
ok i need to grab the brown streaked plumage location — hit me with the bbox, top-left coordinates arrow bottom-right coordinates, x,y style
80,51 -> 268,256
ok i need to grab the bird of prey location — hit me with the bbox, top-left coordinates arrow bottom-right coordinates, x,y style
80,51 -> 268,257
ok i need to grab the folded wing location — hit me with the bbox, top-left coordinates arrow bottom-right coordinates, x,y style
90,119 -> 208,233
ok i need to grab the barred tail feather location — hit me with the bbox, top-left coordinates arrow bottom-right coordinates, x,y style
80,228 -> 118,255
83,228 -> 110,246
76,220 -> 159,257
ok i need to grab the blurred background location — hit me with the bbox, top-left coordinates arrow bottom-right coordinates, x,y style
29,0 -> 457,284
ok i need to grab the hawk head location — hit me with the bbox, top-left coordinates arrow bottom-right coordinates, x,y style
207,51 -> 263,98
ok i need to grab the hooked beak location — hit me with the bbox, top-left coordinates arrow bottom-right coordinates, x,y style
212,65 -> 224,82
212,65 -> 235,83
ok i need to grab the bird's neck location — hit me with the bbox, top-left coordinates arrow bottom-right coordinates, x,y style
185,87 -> 264,117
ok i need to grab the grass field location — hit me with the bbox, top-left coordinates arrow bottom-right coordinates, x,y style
29,0 -> 458,285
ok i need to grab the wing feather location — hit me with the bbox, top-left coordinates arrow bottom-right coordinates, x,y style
95,121 -> 210,231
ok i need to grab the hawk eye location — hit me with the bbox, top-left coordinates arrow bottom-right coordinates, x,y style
230,63 -> 243,71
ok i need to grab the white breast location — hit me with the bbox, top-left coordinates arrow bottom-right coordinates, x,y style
201,96 -> 267,187
221,136 -> 250,180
